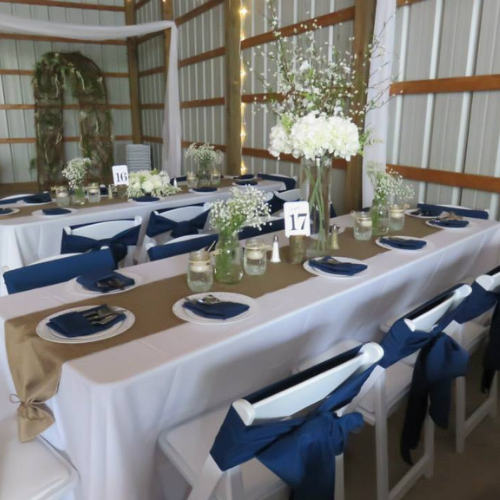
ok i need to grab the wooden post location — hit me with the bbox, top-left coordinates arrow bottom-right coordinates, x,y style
344,0 -> 377,211
125,0 -> 142,144
225,0 -> 242,175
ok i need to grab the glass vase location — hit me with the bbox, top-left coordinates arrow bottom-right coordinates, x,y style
301,156 -> 332,257
214,231 -> 244,284
197,162 -> 212,187
371,197 -> 390,236
71,185 -> 86,205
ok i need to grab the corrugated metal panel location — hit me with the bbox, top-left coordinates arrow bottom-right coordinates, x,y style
0,0 -> 131,184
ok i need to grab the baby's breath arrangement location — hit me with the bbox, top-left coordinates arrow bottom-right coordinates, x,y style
185,143 -> 223,169
210,187 -> 271,236
368,162 -> 414,203
62,157 -> 91,189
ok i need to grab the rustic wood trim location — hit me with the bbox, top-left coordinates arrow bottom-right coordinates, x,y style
241,92 -> 283,104
143,136 -> 164,144
388,164 -> 500,194
176,0 -> 224,26
182,140 -> 226,152
138,66 -> 166,78
136,31 -> 163,45
241,7 -> 355,50
134,0 -> 151,11
390,75 -> 500,96
0,33 -> 126,46
139,103 -> 164,110
0,181 -> 38,197
180,97 -> 225,109
0,0 -> 124,12
0,104 -> 132,110
0,135 -> 132,144
397,0 -> 426,7
0,69 -> 129,78
178,47 -> 226,68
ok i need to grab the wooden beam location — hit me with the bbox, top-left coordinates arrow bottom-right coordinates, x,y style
225,0 -> 242,176
136,32 -> 163,45
0,135 -> 132,144
344,0 -> 377,212
125,0 -> 142,144
241,92 -> 283,103
182,140 -> 226,152
0,69 -> 129,78
143,136 -> 164,144
0,0 -> 125,12
139,103 -> 165,110
135,0 -> 151,11
397,0 -> 426,7
241,7 -> 355,50
0,181 -> 38,197
138,66 -> 166,78
389,164 -> 500,194
0,33 -> 126,45
176,0 -> 224,26
0,104 -> 132,110
180,97 -> 225,109
178,47 -> 226,68
390,75 -> 500,95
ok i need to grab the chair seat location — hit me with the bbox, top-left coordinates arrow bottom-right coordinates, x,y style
159,407 -> 288,500
0,418 -> 77,500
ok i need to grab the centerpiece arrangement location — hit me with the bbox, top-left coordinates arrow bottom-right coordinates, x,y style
126,170 -> 180,199
210,187 -> 271,284
62,157 -> 91,205
185,142 -> 223,187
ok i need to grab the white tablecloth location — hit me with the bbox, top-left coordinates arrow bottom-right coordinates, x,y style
0,181 -> 284,272
0,215 -> 499,500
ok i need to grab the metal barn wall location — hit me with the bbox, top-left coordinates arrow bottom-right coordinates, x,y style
389,0 -> 500,219
0,0 -> 132,185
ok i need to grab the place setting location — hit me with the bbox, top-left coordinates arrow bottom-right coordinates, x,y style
303,256 -> 369,279
0,208 -> 20,217
375,235 -> 432,252
16,193 -> 53,206
32,207 -> 78,218
36,303 -> 135,344
67,269 -> 140,296
425,213 -> 471,230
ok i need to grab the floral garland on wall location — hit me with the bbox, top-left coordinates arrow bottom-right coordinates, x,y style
33,52 -> 114,189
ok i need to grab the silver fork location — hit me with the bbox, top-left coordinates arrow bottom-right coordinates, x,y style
90,314 -> 119,326
82,305 -> 114,319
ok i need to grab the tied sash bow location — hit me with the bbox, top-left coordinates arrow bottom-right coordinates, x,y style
210,347 -> 375,500
146,210 -> 209,239
10,394 -> 54,442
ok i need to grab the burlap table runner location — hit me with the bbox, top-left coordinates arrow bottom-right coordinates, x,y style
5,217 -> 439,441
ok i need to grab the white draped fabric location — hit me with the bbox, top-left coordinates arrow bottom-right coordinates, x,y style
0,216 -> 499,499
0,13 -> 182,177
362,0 -> 397,206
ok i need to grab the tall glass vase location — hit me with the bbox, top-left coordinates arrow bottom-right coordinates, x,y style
71,185 -> 86,205
371,197 -> 389,236
301,156 -> 332,257
214,231 -> 244,284
196,162 -> 212,187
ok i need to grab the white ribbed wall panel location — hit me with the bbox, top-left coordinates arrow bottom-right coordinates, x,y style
0,0 -> 131,184
389,0 -> 500,219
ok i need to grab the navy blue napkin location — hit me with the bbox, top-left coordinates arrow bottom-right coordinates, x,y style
233,174 -> 255,180
235,179 -> 258,186
380,237 -> 427,250
309,258 -> 368,276
183,300 -> 250,320
132,195 -> 160,202
430,218 -> 469,228
417,203 -> 488,220
24,192 -> 52,204
411,207 -> 443,217
76,270 -> 135,293
0,208 -> 13,215
48,306 -> 126,338
193,187 -> 218,193
42,208 -> 71,216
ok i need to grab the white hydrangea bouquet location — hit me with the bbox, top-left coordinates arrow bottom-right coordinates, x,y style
126,170 -> 180,198
62,157 -> 91,189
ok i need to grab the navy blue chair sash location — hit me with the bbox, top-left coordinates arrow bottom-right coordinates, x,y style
61,223 -> 141,264
238,219 -> 285,240
3,249 -> 116,294
148,234 -> 218,261
210,345 -> 375,500
146,210 -> 209,239
417,203 -> 488,220
258,174 -> 296,191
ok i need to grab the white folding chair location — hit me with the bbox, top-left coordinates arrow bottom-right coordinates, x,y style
158,343 -> 383,500
273,189 -> 300,203
295,285 -> 471,500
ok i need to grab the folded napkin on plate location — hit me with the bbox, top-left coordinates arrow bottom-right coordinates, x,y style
183,300 -> 250,320
194,187 -> 218,193
430,218 -> 469,228
0,208 -> 13,215
42,208 -> 71,216
132,195 -> 160,202
233,174 -> 255,180
76,270 -> 135,292
417,203 -> 488,220
47,306 -> 126,337
411,207 -> 443,217
24,192 -> 52,204
309,258 -> 368,276
380,237 -> 427,250
235,179 -> 258,186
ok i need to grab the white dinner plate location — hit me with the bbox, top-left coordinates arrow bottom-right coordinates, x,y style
36,305 -> 135,344
425,219 -> 473,231
405,208 -> 450,219
375,236 -> 433,252
189,188 -> 219,194
232,182 -> 259,187
17,200 -> 53,206
0,208 -> 20,216
303,256 -> 370,279
172,292 -> 258,325
66,270 -> 142,296
127,197 -> 163,204
31,208 -> 78,218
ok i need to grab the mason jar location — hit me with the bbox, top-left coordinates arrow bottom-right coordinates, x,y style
244,238 -> 267,276
187,250 -> 213,293
389,205 -> 405,231
87,182 -> 101,203
352,211 -> 373,241
55,186 -> 71,207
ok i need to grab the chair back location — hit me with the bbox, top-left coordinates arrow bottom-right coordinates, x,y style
476,265 -> 500,292
156,206 -> 207,223
3,249 -> 116,294
403,284 -> 472,332
65,217 -> 141,240
233,342 -> 383,425
274,189 -> 300,202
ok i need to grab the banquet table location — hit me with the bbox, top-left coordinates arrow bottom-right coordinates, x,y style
0,214 -> 499,500
0,179 -> 284,273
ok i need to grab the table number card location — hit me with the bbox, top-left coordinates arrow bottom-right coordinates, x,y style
284,201 -> 311,237
112,165 -> 129,186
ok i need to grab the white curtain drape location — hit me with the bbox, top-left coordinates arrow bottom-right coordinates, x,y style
362,0 -> 397,206
0,13 -> 181,177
